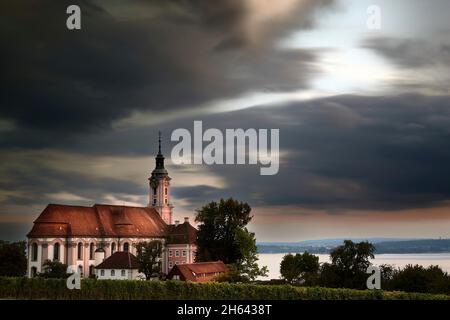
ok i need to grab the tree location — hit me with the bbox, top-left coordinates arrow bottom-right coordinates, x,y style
318,262 -> 341,288
298,252 -> 320,285
215,264 -> 247,283
280,254 -> 299,284
136,241 -> 163,280
40,260 -> 68,278
0,240 -> 27,277
379,264 -> 395,287
280,252 -> 319,284
234,228 -> 268,281
385,264 -> 450,294
195,198 -> 267,282
321,240 -> 375,289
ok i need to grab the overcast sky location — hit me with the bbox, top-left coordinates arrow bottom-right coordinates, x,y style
2,0 -> 450,241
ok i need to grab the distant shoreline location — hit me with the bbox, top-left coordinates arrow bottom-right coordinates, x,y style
257,238 -> 450,255
258,250 -> 450,254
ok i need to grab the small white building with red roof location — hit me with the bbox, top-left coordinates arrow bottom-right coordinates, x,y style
95,251 -> 144,280
167,261 -> 227,282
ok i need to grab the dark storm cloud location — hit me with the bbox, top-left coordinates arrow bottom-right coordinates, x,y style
165,94 -> 450,211
0,0 -> 335,138
364,37 -> 450,68
0,223 -> 31,241
362,36 -> 450,93
172,185 -> 227,210
3,93 -> 450,232
144,0 -> 336,46
6,93 -> 450,213
0,163 -> 145,207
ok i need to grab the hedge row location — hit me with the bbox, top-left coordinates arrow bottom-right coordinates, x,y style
1,277 -> 449,300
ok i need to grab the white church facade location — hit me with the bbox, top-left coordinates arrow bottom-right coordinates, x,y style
26,135 -> 197,279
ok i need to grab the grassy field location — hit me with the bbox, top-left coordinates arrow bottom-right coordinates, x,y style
1,277 -> 449,300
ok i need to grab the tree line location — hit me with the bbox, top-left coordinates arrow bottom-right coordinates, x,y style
279,240 -> 450,294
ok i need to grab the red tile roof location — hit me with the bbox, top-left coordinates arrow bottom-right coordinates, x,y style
27,204 -> 168,238
168,261 -> 227,282
167,221 -> 197,244
95,252 -> 139,270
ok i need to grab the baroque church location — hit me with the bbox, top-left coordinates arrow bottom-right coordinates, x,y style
26,135 -> 197,278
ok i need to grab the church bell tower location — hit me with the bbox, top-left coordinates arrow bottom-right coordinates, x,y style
149,132 -> 173,224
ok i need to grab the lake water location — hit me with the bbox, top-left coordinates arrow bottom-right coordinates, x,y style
258,253 -> 450,280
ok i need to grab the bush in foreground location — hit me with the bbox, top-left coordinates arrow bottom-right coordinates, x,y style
0,277 -> 450,300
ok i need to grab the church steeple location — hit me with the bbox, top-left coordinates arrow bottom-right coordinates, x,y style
154,131 -> 167,172
149,132 -> 173,224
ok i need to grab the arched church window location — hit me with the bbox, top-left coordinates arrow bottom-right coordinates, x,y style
164,187 -> 167,195
31,267 -> 37,277
111,242 -> 116,254
77,242 -> 83,260
31,243 -> 38,261
153,187 -> 157,195
123,242 -> 129,252
53,243 -> 60,261
89,243 -> 95,260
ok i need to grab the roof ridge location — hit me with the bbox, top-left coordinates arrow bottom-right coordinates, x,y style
95,251 -> 139,270
186,261 -> 223,265
93,203 -> 146,209
47,203 -> 93,209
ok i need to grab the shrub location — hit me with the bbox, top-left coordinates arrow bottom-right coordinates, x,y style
0,276 -> 449,300
384,264 -> 450,294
